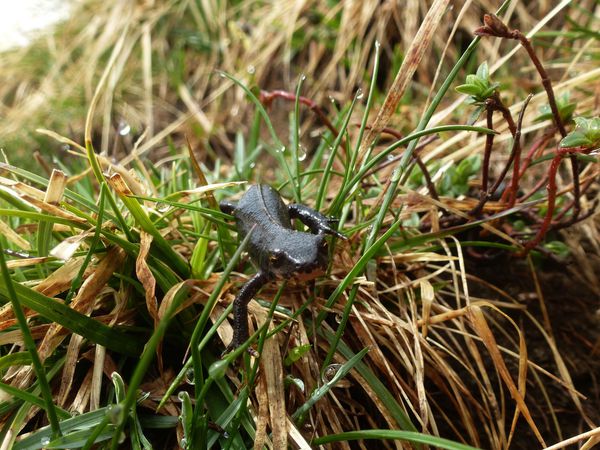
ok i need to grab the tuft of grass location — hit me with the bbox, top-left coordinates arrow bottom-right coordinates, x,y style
0,1 -> 598,449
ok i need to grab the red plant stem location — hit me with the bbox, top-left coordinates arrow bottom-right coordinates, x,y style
523,151 -> 562,252
510,31 -> 566,137
522,146 -> 589,253
509,29 -> 585,223
478,16 -> 585,230
259,90 -> 339,137
518,131 -> 553,178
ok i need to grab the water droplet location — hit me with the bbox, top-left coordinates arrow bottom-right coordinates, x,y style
156,203 -> 170,213
375,40 -> 380,50
117,121 -> 131,136
356,88 -> 364,100
322,364 -> 342,382
61,144 -> 71,151
223,431 -> 230,439
180,438 -> 188,448
209,359 -> 229,378
40,437 -> 51,446
277,146 -> 286,153
246,65 -> 255,74
249,162 -> 256,168
300,73 -> 306,81
335,314 -> 343,323
106,404 -> 124,424
387,154 -> 396,161
328,96 -> 336,104
184,368 -> 195,385
218,72 -> 226,78
298,145 -> 307,161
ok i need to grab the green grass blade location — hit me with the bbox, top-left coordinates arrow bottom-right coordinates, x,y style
0,281 -> 142,356
292,347 -> 369,423
312,430 -> 481,450
0,240 -> 61,437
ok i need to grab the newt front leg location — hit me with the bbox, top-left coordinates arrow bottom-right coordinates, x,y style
288,204 -> 345,239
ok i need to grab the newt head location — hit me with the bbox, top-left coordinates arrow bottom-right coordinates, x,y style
266,232 -> 329,280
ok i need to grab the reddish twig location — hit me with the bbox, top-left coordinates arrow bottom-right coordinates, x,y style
505,94 -> 533,206
518,131 -> 554,178
521,146 -> 590,253
259,90 -> 339,137
469,92 -> 520,217
475,14 -> 583,225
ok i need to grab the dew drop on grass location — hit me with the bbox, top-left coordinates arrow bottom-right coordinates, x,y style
299,73 -> 306,81
180,438 -> 188,448
184,368 -> 195,385
40,437 -> 51,446
328,95 -> 336,104
246,64 -> 255,74
298,145 -> 307,161
375,40 -> 380,50
117,120 -> 131,136
156,202 -> 170,213
322,363 -> 343,382
356,88 -> 364,100
387,154 -> 396,161
223,431 -> 230,439
249,162 -> 256,168
106,404 -> 124,424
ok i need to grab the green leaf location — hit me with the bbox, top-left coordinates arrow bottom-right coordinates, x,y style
559,131 -> 592,148
476,61 -> 489,79
312,429 -> 481,450
455,84 -> 481,96
544,241 -> 570,259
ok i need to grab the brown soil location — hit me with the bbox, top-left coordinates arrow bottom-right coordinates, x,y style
467,255 -> 600,448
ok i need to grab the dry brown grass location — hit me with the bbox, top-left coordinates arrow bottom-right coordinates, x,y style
0,0 -> 599,449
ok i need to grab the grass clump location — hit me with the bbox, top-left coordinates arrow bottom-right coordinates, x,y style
0,1 -> 599,449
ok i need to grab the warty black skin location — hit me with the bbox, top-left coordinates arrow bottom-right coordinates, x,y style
220,184 -> 343,351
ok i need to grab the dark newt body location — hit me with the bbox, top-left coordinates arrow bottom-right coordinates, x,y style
220,184 -> 343,351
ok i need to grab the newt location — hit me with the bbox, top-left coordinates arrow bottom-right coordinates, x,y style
220,184 -> 344,352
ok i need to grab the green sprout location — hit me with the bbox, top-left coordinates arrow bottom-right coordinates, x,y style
455,62 -> 500,104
